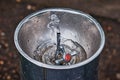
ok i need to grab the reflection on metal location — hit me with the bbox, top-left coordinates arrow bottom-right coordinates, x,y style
14,8 -> 105,80
34,38 -> 87,65
33,13 -> 87,65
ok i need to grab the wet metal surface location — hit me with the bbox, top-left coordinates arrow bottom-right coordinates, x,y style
0,0 -> 120,80
15,9 -> 104,69
14,8 -> 104,80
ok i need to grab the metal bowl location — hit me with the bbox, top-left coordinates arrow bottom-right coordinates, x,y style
14,8 -> 105,69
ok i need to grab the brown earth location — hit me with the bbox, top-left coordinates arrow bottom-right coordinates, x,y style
0,0 -> 120,80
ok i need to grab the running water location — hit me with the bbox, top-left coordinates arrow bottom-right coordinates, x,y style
33,14 -> 87,65
47,14 -> 60,42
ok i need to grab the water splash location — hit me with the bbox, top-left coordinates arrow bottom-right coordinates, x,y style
47,14 -> 60,42
34,39 -> 87,65
33,14 -> 87,65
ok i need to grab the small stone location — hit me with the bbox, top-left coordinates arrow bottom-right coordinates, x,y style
6,75 -> 11,80
12,70 -> 16,73
105,48 -> 109,52
1,32 -> 5,36
4,43 -> 9,48
0,60 -> 4,65
27,5 -> 32,10
107,26 -> 112,31
108,55 -> 112,59
116,73 -> 120,79
113,49 -> 117,55
0,42 -> 8,50
27,5 -> 36,10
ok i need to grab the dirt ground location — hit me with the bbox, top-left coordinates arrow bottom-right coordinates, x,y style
0,0 -> 120,80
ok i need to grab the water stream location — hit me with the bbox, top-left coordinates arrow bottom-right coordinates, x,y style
33,14 -> 87,65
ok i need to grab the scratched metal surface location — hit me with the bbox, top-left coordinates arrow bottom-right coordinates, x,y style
20,56 -> 98,80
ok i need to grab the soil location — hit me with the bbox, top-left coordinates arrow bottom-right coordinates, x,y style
0,0 -> 120,80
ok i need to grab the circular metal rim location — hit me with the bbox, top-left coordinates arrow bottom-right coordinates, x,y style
14,8 -> 105,69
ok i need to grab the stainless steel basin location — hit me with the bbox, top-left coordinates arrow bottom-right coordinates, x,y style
14,8 -> 105,69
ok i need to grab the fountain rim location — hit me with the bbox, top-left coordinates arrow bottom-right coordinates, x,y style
14,8 -> 105,69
